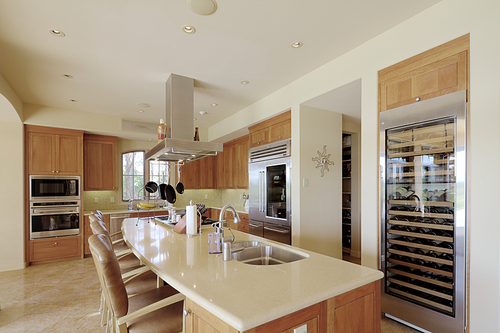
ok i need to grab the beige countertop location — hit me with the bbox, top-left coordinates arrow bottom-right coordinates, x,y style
122,217 -> 383,331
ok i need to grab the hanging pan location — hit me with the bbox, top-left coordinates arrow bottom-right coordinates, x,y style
159,171 -> 168,201
165,162 -> 176,204
145,181 -> 158,194
176,163 -> 184,194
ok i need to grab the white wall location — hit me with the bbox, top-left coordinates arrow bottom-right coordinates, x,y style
295,105 -> 342,258
0,75 -> 25,271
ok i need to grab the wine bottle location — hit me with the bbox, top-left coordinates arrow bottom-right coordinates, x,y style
194,127 -> 199,141
438,241 -> 454,249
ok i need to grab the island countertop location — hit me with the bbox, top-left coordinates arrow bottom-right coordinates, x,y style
122,217 -> 383,331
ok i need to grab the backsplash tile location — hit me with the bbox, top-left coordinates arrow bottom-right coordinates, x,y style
83,188 -> 249,212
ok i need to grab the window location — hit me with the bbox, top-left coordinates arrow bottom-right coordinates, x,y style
122,150 -> 170,201
122,151 -> 145,201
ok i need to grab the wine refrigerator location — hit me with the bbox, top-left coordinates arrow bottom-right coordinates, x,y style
380,90 -> 467,333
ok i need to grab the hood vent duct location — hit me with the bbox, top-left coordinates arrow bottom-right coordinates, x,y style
145,74 -> 223,163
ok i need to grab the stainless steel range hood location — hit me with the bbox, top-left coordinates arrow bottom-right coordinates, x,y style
145,74 -> 222,162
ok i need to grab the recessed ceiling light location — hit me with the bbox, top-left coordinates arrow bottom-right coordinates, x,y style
291,41 -> 303,48
138,110 -> 145,113
61,74 -> 73,79
135,102 -> 150,108
240,80 -> 249,85
182,25 -> 196,34
188,0 -> 217,15
211,103 -> 218,107
199,111 -> 207,115
70,99 -> 77,102
49,29 -> 65,37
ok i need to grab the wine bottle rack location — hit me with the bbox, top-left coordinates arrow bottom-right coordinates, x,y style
383,118 -> 458,316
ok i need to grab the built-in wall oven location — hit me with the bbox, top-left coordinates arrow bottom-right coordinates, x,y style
29,175 -> 81,239
30,200 -> 81,239
249,139 -> 291,245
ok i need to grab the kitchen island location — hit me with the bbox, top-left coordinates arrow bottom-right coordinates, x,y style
122,218 -> 383,332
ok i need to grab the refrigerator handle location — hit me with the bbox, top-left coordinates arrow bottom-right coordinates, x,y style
260,171 -> 265,212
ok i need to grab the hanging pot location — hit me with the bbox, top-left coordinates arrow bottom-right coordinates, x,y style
165,162 -> 176,204
176,163 -> 185,194
159,171 -> 168,201
145,181 -> 158,194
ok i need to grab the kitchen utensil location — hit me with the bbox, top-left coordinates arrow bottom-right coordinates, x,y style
145,181 -> 158,194
165,162 -> 176,204
159,171 -> 168,201
176,163 -> 184,194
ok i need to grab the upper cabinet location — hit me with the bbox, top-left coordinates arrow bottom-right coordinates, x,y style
26,125 -> 83,175
249,110 -> 291,148
379,34 -> 469,112
180,155 -> 216,190
222,135 -> 249,189
84,134 -> 117,191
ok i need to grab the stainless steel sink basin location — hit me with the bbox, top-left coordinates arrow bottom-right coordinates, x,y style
231,245 -> 308,265
231,241 -> 262,253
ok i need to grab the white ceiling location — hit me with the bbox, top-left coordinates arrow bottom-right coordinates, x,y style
0,0 -> 440,138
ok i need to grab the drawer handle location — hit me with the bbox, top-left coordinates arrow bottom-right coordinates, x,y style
55,242 -> 58,245
415,97 -> 421,102
183,309 -> 191,317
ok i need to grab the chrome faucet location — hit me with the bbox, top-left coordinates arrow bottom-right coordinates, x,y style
216,204 -> 240,248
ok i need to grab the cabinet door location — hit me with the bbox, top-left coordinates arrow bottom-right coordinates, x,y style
28,132 -> 56,174
249,127 -> 269,148
57,134 -> 82,175
216,152 -> 225,189
199,156 -> 216,189
235,139 -> 249,188
269,119 -> 291,143
181,160 -> 200,189
84,139 -> 116,190
30,236 -> 81,262
184,298 -> 238,333
224,144 -> 236,188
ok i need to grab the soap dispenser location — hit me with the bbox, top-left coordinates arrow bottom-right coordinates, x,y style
208,223 -> 223,254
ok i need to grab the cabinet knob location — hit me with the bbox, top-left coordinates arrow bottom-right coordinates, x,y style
415,97 -> 420,102
183,309 -> 191,317
257,142 -> 260,145
55,242 -> 58,245
279,136 -> 282,139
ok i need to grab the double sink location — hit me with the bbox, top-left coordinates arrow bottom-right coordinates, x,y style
230,241 -> 308,265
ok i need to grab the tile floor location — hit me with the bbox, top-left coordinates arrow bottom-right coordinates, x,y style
0,257 -> 421,332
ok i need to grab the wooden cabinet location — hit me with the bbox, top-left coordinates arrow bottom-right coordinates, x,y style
216,152 -> 225,189
84,134 -> 117,191
238,213 -> 249,233
83,214 -> 110,256
180,155 -> 216,189
221,135 -> 249,189
379,34 -> 469,112
184,280 -> 381,333
26,125 -> 83,175
248,111 -> 291,148
29,236 -> 81,263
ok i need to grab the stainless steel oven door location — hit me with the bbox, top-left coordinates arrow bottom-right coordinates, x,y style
263,223 -> 291,245
30,202 -> 81,239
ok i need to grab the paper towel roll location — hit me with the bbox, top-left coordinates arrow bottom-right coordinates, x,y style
186,203 -> 197,235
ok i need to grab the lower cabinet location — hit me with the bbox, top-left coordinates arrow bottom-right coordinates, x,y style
184,280 -> 380,333
29,236 -> 81,263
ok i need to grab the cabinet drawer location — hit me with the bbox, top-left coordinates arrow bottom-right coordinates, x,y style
30,236 -> 81,262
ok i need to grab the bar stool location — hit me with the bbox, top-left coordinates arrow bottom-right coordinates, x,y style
89,234 -> 184,333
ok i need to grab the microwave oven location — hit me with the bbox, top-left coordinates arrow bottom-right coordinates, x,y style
29,175 -> 80,201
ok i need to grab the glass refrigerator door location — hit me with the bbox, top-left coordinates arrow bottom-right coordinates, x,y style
266,164 -> 287,220
384,117 -> 457,316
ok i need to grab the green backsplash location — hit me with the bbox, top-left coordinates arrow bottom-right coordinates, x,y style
83,188 -> 249,212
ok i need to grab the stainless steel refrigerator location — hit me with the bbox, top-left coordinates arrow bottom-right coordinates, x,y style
248,139 -> 291,245
380,90 -> 467,332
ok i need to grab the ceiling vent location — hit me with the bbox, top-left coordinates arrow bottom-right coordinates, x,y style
249,139 -> 291,163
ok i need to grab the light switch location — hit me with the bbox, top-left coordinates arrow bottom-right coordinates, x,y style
94,197 -> 98,203
294,324 -> 307,333
302,178 -> 308,187
110,197 -> 114,203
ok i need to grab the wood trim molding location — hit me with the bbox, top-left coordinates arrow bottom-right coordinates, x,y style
248,110 -> 291,132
